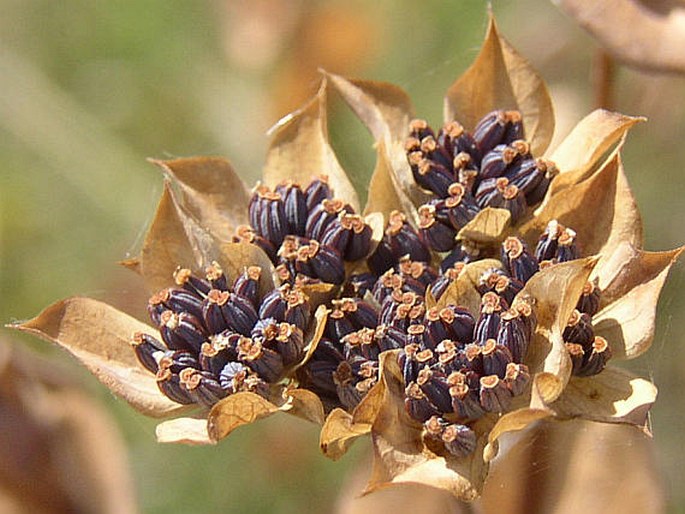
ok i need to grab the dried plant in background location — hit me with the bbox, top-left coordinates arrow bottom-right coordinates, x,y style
0,341 -> 137,514
555,0 -> 685,74
10,12 -> 682,504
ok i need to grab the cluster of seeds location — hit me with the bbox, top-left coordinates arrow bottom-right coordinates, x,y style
406,110 -> 558,258
131,263 -> 312,407
234,179 -> 373,286
129,109 -> 612,456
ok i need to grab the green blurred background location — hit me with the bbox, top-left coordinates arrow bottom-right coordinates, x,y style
2,0 -> 684,512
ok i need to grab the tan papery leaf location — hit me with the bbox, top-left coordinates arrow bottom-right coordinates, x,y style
547,110 -> 644,188
593,244 -> 684,359
319,375 -> 385,460
323,72 -> 427,209
556,0 -> 685,74
482,419 -> 666,514
522,151 -> 643,261
483,407 -> 553,463
155,417 -> 213,445
136,182 -> 220,292
364,141 -> 417,222
434,259 -> 504,315
281,388 -> 326,426
445,16 -> 554,156
263,78 -> 360,213
325,71 -> 414,143
207,391 -> 280,442
11,297 -> 183,417
456,207 -> 511,245
320,408 -> 373,461
552,366 -> 657,426
498,34 -> 555,155
519,257 -> 597,399
150,156 -> 251,240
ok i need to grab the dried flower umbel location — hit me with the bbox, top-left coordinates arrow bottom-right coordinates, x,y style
12,14 -> 683,502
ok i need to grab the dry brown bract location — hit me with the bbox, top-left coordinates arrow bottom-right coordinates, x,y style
9,13 -> 683,502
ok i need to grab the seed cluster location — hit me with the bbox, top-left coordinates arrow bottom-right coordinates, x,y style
130,109 -> 612,459
236,179 -> 373,286
406,111 -> 558,259
131,263 -> 311,407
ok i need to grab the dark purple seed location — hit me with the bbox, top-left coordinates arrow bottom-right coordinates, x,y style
563,309 -> 595,347
276,181 -> 308,236
240,340 -> 284,383
417,367 -> 453,413
232,266 -> 262,309
405,382 -> 440,423
418,204 -> 456,252
305,198 -> 348,241
156,369 -> 195,404
173,267 -> 212,297
481,339 -> 513,378
157,350 -> 200,375
497,308 -> 530,362
304,176 -> 333,211
577,336 -> 612,377
441,423 -> 477,458
474,292 -> 504,345
179,368 -> 227,407
502,237 -> 539,283
131,332 -> 165,373
504,362 -> 531,396
449,382 -> 485,421
307,241 -> 345,285
479,375 -> 513,412
576,280 -> 601,316
219,361 -> 249,393
205,261 -> 228,291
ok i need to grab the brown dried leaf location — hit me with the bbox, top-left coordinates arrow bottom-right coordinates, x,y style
499,35 -> 555,156
551,366 -> 657,426
445,16 -> 555,156
324,73 -> 428,210
136,183 -> 220,292
483,407 -> 553,463
556,0 -> 685,74
319,377 -> 385,460
300,304 -> 329,367
456,207 -> 511,245
364,141 -> 417,221
11,297 -> 183,418
263,78 -> 360,212
216,241 -> 275,297
548,110 -> 644,187
281,388 -> 325,426
155,417 -> 213,445
593,243 -> 684,359
150,156 -> 251,240
325,71 -> 414,143
520,257 -> 597,399
522,151 -> 643,262
207,391 -> 280,442
434,259 -> 504,315
320,408 -> 372,461
364,351 -> 489,500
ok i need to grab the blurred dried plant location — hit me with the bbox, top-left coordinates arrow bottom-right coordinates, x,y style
0,340 -> 137,514
555,0 -> 685,74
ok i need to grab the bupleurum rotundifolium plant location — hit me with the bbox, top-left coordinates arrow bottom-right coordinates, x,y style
14,16 -> 683,500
